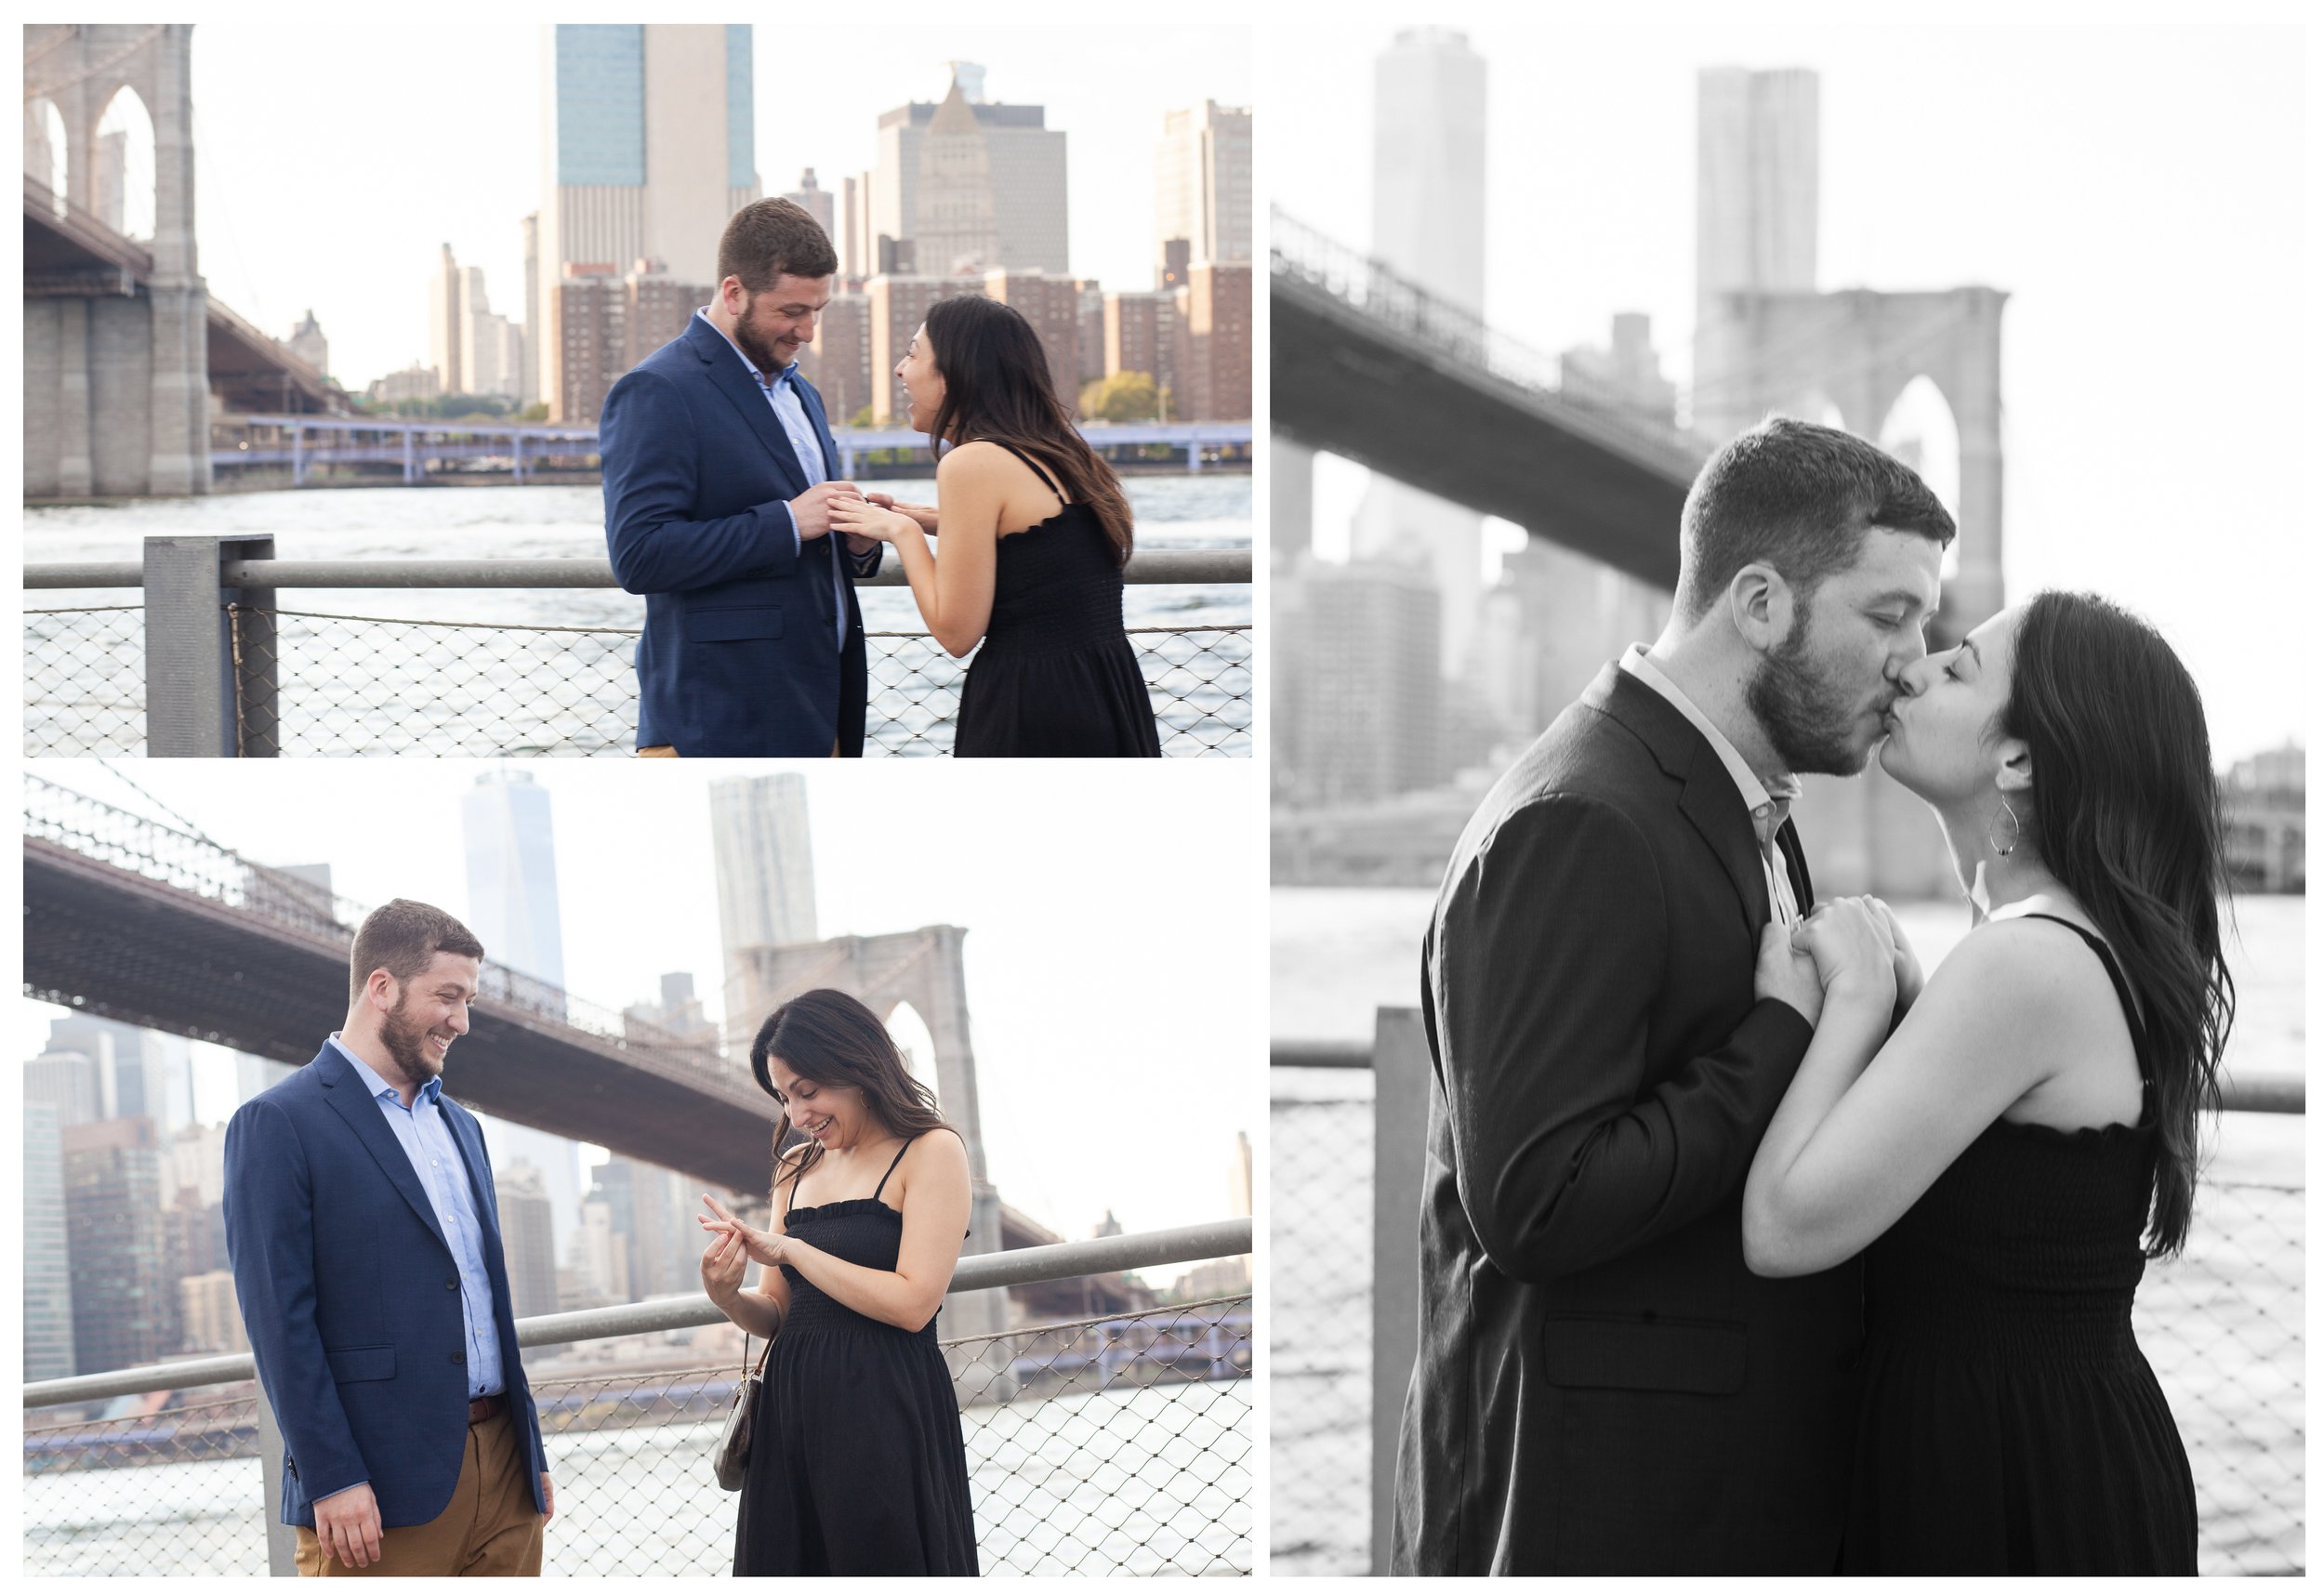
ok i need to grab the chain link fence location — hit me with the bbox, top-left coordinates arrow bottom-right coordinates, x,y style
22,606 -> 1249,758
21,1298 -> 1250,1577
1271,1063 -> 2304,1576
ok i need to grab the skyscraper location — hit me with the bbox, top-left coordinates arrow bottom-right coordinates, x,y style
708,774 -> 817,1026
1691,67 -> 1819,441
1351,29 -> 1488,680
287,309 -> 328,377
24,1100 -> 76,1381
873,69 -> 1067,279
461,770 -> 583,1255
495,1161 -> 560,1321
784,168 -> 835,234
537,24 -> 760,417
63,1116 -> 175,1376
48,1013 -> 179,1135
1155,101 -> 1252,271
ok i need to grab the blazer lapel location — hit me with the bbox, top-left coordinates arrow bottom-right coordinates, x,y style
312,1043 -> 456,1258
1777,817 -> 1815,910
686,315 -> 811,497
1591,664 -> 1773,939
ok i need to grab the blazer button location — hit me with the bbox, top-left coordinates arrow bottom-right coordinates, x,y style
450,1351 -> 466,1365
446,1278 -> 458,1290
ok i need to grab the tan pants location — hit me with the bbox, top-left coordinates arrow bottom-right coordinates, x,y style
294,1407 -> 543,1577
639,742 -> 842,757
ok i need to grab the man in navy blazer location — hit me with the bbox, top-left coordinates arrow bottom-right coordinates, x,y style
225,899 -> 552,1575
601,197 -> 890,757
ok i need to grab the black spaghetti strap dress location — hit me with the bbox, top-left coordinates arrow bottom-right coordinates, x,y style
1841,915 -> 2199,1574
949,441 -> 1163,758
733,1138 -> 980,1576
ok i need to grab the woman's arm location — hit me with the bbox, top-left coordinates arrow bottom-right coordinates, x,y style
704,1133 -> 973,1333
829,449 -> 1004,657
1742,916 -> 2071,1277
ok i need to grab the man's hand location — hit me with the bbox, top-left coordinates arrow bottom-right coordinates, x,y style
313,1480 -> 384,1568
788,481 -> 866,540
540,1471 -> 555,1523
1754,917 -> 1825,1028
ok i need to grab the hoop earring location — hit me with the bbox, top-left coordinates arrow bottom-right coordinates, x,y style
1987,796 -> 2022,858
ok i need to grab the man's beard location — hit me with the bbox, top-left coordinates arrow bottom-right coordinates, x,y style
730,300 -> 792,375
1746,614 -> 1878,777
380,993 -> 446,1085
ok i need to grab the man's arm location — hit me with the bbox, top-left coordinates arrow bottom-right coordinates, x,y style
1435,794 -> 1814,1284
222,1100 -> 373,1503
601,369 -> 801,595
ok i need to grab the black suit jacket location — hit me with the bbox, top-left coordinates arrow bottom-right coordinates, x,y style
601,314 -> 884,756
1391,663 -> 1865,1574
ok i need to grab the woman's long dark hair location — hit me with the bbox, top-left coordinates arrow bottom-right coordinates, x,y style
2001,590 -> 2236,1256
921,294 -> 1135,566
750,989 -> 951,1194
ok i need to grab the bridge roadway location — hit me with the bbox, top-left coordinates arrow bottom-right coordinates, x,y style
1272,217 -> 1708,586
26,176 -> 343,415
23,833 -> 784,1193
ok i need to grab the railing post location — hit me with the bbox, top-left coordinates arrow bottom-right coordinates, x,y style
403,423 -> 416,484
143,536 -> 273,757
512,428 -> 525,484
290,422 -> 304,488
254,1390 -> 298,1575
1188,430 -> 1205,474
1369,1006 -> 1429,1575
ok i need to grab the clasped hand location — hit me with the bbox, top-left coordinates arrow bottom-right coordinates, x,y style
826,492 -> 936,544
1756,895 -> 1923,1023
697,1194 -> 786,1271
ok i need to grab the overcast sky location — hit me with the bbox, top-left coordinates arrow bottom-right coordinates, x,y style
1273,17 -> 2307,767
171,20 -> 1249,389
20,761 -> 1260,1246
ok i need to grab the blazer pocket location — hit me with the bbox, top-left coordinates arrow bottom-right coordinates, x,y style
1539,1314 -> 1747,1395
324,1345 -> 396,1383
687,606 -> 783,643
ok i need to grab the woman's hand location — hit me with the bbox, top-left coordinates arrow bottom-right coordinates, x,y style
699,1221 -> 748,1304
1864,897 -> 1925,1013
865,492 -> 939,534
828,495 -> 916,544
1792,897 -> 1899,1012
698,1194 -> 786,1269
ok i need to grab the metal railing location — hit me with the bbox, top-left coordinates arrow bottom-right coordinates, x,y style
1271,1025 -> 2304,1577
23,1219 -> 1252,1577
24,539 -> 1252,758
1271,207 -> 1710,475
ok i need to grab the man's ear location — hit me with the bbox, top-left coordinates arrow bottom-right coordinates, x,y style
363,968 -> 399,1014
1726,564 -> 1795,656
1995,738 -> 2034,795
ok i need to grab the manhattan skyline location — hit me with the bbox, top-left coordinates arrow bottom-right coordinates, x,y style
178,23 -> 1251,390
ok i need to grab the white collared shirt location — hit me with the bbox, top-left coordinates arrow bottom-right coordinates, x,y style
694,307 -> 846,650
1619,645 -> 1803,925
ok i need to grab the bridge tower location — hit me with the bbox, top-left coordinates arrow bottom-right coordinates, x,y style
724,926 -> 1010,1341
23,23 -> 211,497
1692,68 -> 2007,896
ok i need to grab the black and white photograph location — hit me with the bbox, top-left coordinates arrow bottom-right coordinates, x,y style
1271,20 -> 2304,1578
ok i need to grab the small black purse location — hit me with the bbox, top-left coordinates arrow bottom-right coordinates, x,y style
713,1333 -> 776,1491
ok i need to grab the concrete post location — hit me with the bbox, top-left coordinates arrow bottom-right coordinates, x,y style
511,428 -> 525,484
143,535 -> 276,757
289,422 -> 304,487
1187,429 -> 1205,473
403,425 -> 417,483
1368,1006 -> 1429,1574
254,1392 -> 298,1576
142,25 -> 211,496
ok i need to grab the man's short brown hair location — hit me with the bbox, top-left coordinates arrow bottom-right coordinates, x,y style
718,198 -> 838,295
349,899 -> 484,1006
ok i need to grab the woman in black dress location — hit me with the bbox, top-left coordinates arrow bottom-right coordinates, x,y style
1740,591 -> 2235,1574
697,989 -> 979,1575
828,294 -> 1162,757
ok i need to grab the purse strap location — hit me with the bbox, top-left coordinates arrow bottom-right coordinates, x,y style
741,1329 -> 776,1379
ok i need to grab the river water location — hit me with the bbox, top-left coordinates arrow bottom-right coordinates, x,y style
1272,888 -> 2305,1575
23,476 -> 1250,757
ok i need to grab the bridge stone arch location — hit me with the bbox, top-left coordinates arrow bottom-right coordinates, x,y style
724,925 -> 1009,1338
1694,284 -> 2007,640
23,22 -> 209,497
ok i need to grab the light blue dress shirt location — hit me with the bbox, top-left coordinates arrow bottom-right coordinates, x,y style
695,306 -> 848,649
328,1035 -> 505,1400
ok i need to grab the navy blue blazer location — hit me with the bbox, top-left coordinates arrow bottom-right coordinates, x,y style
223,1043 -> 548,1530
601,313 -> 885,757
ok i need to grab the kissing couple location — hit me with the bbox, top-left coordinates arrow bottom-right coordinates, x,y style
601,198 -> 1160,759
1394,417 -> 2234,1575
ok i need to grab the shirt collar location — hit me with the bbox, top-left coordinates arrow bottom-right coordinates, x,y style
1618,645 -> 1802,817
329,1032 -> 441,1108
695,306 -> 797,390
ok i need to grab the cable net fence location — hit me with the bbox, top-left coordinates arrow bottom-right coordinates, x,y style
21,606 -> 1249,758
24,606 -> 147,756
20,1297 -> 1251,1577
1269,1067 -> 2304,1576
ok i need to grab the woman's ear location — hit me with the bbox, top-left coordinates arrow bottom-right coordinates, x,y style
1995,737 -> 2034,795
